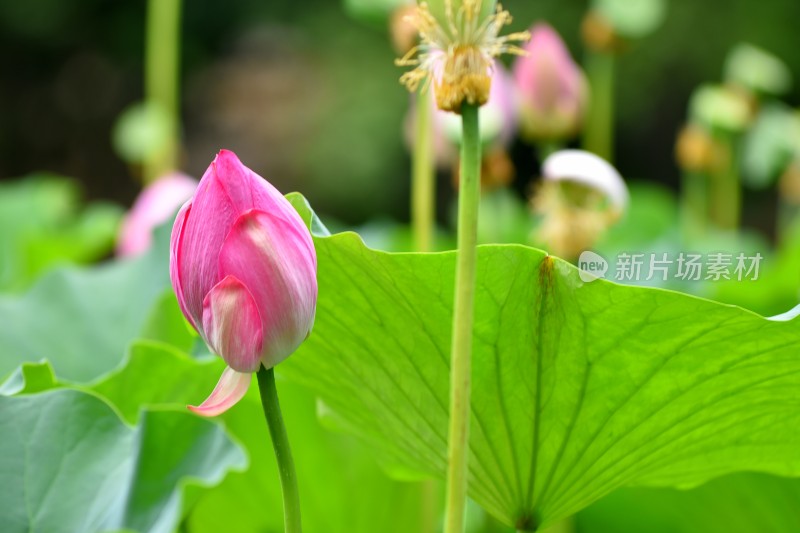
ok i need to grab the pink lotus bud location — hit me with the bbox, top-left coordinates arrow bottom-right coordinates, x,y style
513,23 -> 587,141
170,150 -> 317,416
117,173 -> 198,257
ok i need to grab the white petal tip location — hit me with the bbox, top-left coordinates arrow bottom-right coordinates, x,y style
188,366 -> 252,417
543,149 -> 629,211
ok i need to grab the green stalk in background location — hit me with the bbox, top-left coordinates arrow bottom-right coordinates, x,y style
537,141 -> 563,161
777,165 -> 800,242
443,103 -> 481,533
411,87 -> 439,533
681,171 -> 709,244
144,0 -> 182,183
709,133 -> 741,230
583,51 -> 615,163
257,367 -> 303,533
412,89 -> 436,252
777,201 -> 799,242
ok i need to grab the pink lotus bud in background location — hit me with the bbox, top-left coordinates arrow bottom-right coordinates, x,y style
513,23 -> 588,141
117,173 -> 198,257
170,150 -> 317,416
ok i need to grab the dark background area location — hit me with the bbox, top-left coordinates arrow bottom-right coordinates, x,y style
1,0 -> 798,226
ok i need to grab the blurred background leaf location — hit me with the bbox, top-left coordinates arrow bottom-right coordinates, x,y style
0,175 -> 121,292
0,222 -> 169,381
0,388 -> 245,533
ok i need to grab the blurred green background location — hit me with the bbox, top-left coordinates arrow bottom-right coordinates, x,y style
1,0 -> 799,231
3,3 -> 800,532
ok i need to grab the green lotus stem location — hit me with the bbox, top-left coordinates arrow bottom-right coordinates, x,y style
537,141 -> 563,161
444,102 -> 481,533
412,87 -> 439,533
144,0 -> 181,184
257,366 -> 302,533
412,89 -> 437,252
583,51 -> 615,163
681,170 -> 708,244
778,200 -> 800,243
710,134 -> 741,230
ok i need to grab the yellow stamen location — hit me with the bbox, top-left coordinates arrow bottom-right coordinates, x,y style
395,0 -> 530,114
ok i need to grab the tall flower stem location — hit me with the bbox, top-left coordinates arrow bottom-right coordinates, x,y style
412,90 -> 439,533
412,89 -> 436,252
144,0 -> 182,184
583,51 -> 615,163
257,366 -> 302,533
444,103 -> 481,533
681,170 -> 708,244
710,135 -> 741,230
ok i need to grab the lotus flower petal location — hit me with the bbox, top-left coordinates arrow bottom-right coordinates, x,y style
212,149 -> 303,225
169,199 -> 195,329
219,209 -> 317,368
202,275 -> 264,373
188,366 -> 252,417
542,149 -> 629,211
175,170 -> 239,327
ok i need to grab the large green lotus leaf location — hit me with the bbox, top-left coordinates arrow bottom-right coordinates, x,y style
0,359 -> 59,395
279,212 -> 800,530
577,472 -> 800,533
0,224 -> 171,382
0,342 -> 216,415
0,388 -> 245,533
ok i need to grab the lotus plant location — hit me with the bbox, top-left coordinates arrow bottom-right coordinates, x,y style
396,1 -> 529,531
170,149 -> 315,532
513,23 -> 587,149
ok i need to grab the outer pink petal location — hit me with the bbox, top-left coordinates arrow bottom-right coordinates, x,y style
177,168 -> 238,326
218,209 -> 317,368
202,275 -> 264,372
169,199 -> 197,329
178,150 -> 310,325
213,149 -> 310,238
188,366 -> 252,417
